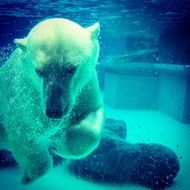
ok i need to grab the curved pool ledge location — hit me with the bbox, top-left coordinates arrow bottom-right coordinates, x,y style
103,63 -> 190,123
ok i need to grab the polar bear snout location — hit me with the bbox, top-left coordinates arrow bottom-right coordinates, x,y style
45,96 -> 70,119
45,84 -> 71,119
45,102 -> 70,119
46,109 -> 63,119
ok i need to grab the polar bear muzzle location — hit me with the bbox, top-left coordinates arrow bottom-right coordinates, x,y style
45,96 -> 70,119
45,83 -> 70,119
46,108 -> 64,119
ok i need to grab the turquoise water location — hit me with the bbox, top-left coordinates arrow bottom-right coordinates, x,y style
0,1 -> 190,190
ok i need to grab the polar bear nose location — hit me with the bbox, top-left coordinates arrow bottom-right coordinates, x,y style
45,103 -> 70,119
46,109 -> 63,119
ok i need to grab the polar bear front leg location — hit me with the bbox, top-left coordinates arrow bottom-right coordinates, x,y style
9,139 -> 53,184
51,107 -> 104,159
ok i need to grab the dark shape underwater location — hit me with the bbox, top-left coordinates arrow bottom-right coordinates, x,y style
69,118 -> 180,189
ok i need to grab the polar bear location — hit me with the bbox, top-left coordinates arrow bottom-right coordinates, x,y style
0,18 -> 104,184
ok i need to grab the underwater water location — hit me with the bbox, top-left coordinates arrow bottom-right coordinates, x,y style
0,0 -> 190,190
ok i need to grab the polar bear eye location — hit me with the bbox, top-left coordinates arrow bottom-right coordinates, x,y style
35,68 -> 44,77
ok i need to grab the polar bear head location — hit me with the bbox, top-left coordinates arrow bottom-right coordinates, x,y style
14,18 -> 100,119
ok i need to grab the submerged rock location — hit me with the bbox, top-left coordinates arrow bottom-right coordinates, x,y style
69,118 -> 180,190
0,148 -> 64,168
0,149 -> 18,168
131,143 -> 180,189
103,118 -> 127,140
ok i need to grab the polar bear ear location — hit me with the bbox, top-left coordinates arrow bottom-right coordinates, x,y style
86,23 -> 100,40
14,38 -> 27,51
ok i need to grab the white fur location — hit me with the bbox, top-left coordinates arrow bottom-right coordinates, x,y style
0,18 -> 104,184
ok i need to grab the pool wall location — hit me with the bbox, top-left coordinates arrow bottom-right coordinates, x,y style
103,63 -> 190,123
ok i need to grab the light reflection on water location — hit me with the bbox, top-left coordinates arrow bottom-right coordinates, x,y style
0,0 -> 189,33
